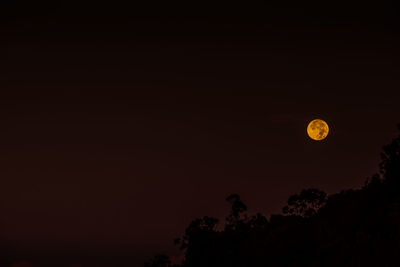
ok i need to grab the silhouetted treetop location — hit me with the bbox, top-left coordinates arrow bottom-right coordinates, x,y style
379,123 -> 400,184
225,194 -> 247,230
144,254 -> 172,267
282,188 -> 327,218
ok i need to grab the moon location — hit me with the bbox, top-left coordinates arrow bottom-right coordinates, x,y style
307,119 -> 329,141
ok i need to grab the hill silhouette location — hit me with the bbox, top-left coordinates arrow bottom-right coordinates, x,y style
145,124 -> 400,267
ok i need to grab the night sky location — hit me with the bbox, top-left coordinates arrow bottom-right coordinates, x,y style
1,2 -> 400,266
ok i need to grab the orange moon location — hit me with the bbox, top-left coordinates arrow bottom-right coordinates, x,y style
307,119 -> 329,141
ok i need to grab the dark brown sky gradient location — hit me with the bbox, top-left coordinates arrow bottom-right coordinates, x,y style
1,2 -> 400,266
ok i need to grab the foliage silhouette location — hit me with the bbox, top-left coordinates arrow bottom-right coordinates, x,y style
225,194 -> 248,230
146,123 -> 400,267
144,254 -> 173,267
282,188 -> 327,217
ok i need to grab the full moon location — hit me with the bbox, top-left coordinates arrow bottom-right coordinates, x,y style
307,119 -> 329,141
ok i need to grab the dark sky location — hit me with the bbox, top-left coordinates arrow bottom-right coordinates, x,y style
1,2 -> 400,266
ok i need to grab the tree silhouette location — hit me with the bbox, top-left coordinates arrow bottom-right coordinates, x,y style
282,188 -> 327,217
175,216 -> 219,251
225,194 -> 247,230
146,123 -> 400,267
379,124 -> 400,185
144,254 -> 173,267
